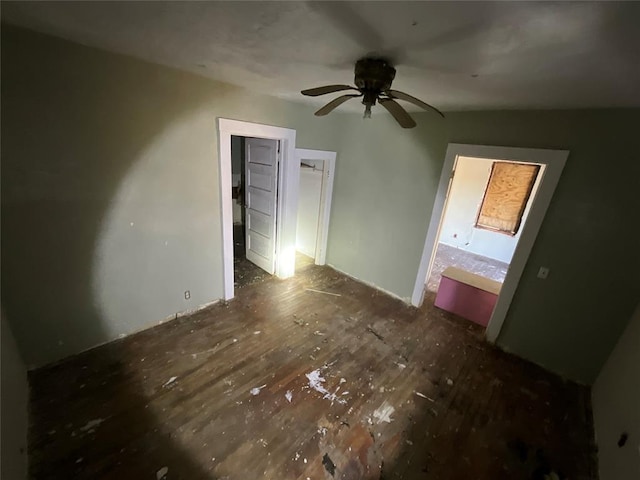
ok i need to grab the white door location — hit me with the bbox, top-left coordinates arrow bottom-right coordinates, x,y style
245,137 -> 279,274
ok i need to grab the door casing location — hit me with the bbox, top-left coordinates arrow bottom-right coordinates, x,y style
217,118 -> 298,301
412,143 -> 569,343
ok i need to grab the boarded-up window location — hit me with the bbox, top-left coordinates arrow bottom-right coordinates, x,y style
475,162 -> 540,236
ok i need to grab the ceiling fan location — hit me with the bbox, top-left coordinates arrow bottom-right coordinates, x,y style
301,57 -> 444,128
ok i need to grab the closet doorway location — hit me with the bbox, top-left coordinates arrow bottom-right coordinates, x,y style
294,149 -> 336,268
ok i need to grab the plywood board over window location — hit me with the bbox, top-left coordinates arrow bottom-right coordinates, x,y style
476,162 -> 540,235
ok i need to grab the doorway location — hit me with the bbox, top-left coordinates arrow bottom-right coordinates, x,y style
217,119 -> 298,301
231,135 -> 280,288
412,143 -> 569,342
294,148 -> 336,270
426,156 -> 543,328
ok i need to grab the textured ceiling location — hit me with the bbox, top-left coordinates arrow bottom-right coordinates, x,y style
3,1 -> 640,111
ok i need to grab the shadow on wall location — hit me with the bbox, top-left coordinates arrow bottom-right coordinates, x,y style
1,22 -> 349,478
1,24 -> 224,367
0,25 -> 224,478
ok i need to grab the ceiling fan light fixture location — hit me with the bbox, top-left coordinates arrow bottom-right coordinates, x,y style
301,57 -> 444,128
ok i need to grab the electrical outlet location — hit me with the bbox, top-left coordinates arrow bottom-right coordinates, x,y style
184,290 -> 191,300
537,267 -> 550,280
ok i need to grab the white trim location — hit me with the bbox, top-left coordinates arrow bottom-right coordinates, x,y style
295,148 -> 336,265
411,143 -> 568,342
217,118 -> 298,301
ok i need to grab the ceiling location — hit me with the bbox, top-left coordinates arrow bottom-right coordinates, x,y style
3,1 -> 640,111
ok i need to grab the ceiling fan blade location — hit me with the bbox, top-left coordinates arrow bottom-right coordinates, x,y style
379,99 -> 417,128
301,85 -> 358,97
386,89 -> 445,118
315,94 -> 361,116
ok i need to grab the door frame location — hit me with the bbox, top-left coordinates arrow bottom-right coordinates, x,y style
411,143 -> 569,342
295,148 -> 336,265
217,118 -> 298,301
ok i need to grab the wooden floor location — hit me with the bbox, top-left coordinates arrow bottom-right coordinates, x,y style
233,223 -> 270,289
28,261 -> 597,479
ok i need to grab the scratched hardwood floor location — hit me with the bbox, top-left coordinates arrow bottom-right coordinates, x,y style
28,259 -> 597,479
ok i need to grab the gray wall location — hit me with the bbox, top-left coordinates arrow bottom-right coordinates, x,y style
592,303 -> 640,480
1,25 -> 345,368
1,313 -> 29,479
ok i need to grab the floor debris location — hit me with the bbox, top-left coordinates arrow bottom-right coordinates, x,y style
366,325 -> 385,342
250,384 -> 267,396
156,466 -> 168,480
305,367 -> 347,405
162,376 -> 178,388
190,348 -> 216,359
78,418 -> 106,434
322,453 -> 336,476
25,255 -> 596,479
415,391 -> 435,402
306,288 -> 342,297
285,390 -> 293,402
373,401 -> 395,424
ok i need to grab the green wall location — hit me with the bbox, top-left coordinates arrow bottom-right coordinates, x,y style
326,109 -> 640,383
3,25 -> 638,384
1,25 -> 346,368
325,112 -> 447,298
0,313 -> 29,479
592,302 -> 640,479
447,110 -> 640,383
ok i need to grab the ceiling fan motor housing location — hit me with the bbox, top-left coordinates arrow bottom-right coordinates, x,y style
354,58 -> 396,106
300,56 -> 442,127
